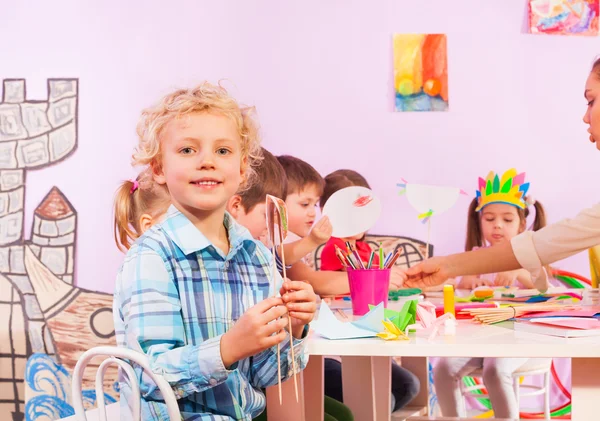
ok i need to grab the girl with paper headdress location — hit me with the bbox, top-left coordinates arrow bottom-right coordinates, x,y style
404,57 -> 600,289
457,169 -> 549,290
433,169 -> 551,419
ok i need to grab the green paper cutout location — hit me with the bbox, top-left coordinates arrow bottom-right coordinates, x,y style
369,300 -> 418,331
389,288 -> 422,298
500,178 -> 512,193
492,174 -> 500,192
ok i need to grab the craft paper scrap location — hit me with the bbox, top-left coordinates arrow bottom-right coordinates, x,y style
310,301 -> 382,340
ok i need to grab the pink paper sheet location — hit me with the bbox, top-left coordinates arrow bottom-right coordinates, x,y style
530,317 -> 600,330
522,306 -> 600,319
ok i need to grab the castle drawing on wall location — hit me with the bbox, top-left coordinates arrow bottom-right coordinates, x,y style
0,79 -> 117,421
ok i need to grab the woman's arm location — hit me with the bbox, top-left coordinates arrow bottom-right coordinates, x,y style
404,203 -> 600,288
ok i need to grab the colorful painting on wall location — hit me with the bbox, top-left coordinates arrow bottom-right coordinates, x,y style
393,34 -> 448,112
529,0 -> 599,36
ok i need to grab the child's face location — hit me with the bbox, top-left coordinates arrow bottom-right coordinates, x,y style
236,203 -> 268,243
584,71 -> 600,150
480,203 -> 525,247
154,112 -> 245,218
285,184 -> 320,237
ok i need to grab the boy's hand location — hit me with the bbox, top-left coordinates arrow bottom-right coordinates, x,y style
308,216 -> 332,246
220,297 -> 288,368
280,280 -> 317,338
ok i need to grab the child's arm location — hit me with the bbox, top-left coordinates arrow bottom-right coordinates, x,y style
280,216 -> 332,265
287,260 -> 350,296
118,248 -> 231,401
118,247 -> 288,401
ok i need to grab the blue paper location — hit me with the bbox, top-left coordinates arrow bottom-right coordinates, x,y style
310,301 -> 385,340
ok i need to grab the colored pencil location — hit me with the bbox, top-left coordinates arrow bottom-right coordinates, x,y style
367,251 -> 375,269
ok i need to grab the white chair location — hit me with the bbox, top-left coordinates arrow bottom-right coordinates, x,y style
459,359 -> 552,419
67,346 -> 181,421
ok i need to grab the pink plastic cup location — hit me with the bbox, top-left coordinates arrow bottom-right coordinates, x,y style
347,268 -> 391,316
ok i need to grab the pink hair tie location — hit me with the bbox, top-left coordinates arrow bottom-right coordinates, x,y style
130,180 -> 139,194
525,195 -> 536,207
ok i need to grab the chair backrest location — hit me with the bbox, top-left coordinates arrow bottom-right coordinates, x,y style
71,346 -> 181,421
306,234 -> 433,271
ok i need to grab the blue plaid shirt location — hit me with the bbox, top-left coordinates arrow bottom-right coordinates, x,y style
114,205 -> 308,420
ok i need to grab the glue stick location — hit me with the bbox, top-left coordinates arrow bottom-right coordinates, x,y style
443,285 -> 455,316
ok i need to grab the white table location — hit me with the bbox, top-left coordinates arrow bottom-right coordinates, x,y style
266,320 -> 600,421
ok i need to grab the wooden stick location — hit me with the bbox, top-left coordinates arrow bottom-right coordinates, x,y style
461,303 -> 578,324
279,224 -> 299,402
425,218 -> 431,260
270,245 -> 283,404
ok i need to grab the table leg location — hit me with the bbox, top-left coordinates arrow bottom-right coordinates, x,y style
373,356 -> 392,420
571,358 -> 600,421
265,355 -> 325,421
303,355 -> 324,421
342,356 -> 391,421
342,356 -> 376,420
266,376 -> 305,421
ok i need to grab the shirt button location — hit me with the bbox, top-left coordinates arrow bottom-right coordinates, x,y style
209,378 -> 218,386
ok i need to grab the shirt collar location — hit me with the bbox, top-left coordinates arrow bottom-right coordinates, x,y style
160,205 -> 256,257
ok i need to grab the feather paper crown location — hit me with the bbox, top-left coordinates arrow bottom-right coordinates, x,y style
475,169 -> 529,212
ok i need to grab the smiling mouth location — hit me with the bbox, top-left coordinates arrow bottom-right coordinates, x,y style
191,180 -> 222,187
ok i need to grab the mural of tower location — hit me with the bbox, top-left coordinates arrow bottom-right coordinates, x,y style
0,78 -> 78,421
0,78 -> 77,245
30,187 -> 76,284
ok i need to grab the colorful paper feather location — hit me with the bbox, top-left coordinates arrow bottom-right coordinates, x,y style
475,168 -> 529,211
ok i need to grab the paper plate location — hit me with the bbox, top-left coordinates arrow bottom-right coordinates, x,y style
405,183 -> 461,215
322,186 -> 381,238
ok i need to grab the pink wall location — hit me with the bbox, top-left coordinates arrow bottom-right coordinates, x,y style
2,1 -> 598,293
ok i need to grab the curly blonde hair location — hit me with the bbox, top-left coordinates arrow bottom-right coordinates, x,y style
133,82 -> 263,189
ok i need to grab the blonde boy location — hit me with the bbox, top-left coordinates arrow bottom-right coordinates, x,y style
113,84 -> 316,420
